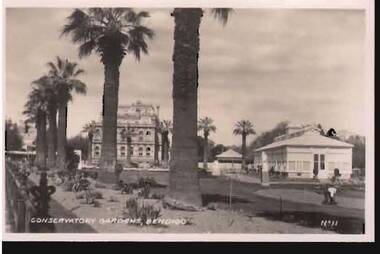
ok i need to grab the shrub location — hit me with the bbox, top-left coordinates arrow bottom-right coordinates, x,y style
137,177 -> 158,188
150,193 -> 164,200
124,198 -> 161,226
62,179 -> 74,192
138,185 -> 151,199
107,196 -> 119,202
95,182 -> 106,189
92,190 -> 103,199
121,184 -> 133,194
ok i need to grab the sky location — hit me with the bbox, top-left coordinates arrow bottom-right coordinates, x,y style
5,8 -> 367,146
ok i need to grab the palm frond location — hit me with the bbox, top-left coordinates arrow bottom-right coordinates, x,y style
211,8 -> 233,26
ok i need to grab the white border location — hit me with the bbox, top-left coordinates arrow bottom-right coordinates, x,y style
1,0 -> 375,242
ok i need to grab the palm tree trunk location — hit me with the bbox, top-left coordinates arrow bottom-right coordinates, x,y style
35,110 -> 47,169
165,8 -> 203,210
161,133 -> 165,162
203,133 -> 209,170
242,133 -> 247,171
100,63 -> 120,174
87,136 -> 92,164
57,104 -> 67,171
47,105 -> 57,169
162,132 -> 169,168
127,136 -> 132,166
154,123 -> 159,165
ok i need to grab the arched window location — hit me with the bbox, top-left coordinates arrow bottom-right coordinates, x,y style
138,147 -> 143,156
120,146 -> 126,157
146,131 -> 151,136
94,146 -> 100,157
146,147 -> 151,156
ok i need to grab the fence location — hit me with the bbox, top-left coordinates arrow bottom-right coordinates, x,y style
5,160 -> 55,233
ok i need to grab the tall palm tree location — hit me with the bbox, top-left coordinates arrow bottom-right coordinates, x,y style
166,8 -> 232,209
23,84 -> 49,169
198,117 -> 216,170
61,8 -> 154,176
159,120 -> 172,168
120,125 -> 136,167
233,120 -> 256,171
31,76 -> 58,169
46,57 -> 87,171
82,120 -> 97,163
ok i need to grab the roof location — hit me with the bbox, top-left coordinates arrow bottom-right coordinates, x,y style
216,149 -> 242,159
255,132 -> 354,152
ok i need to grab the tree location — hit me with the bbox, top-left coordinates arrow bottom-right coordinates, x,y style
82,120 -> 97,162
5,119 -> 24,151
31,76 -> 58,169
233,120 -> 256,171
248,121 -> 288,151
198,117 -> 216,170
119,125 -> 137,167
211,144 -> 228,160
346,135 -> 366,169
62,8 -> 154,177
67,135 -> 88,161
166,8 -> 232,209
46,57 -> 87,171
159,120 -> 172,168
23,85 -> 49,168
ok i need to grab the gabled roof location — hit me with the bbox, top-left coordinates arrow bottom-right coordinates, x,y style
255,132 -> 353,152
216,149 -> 242,159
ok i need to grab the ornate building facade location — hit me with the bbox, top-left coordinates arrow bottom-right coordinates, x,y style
90,101 -> 161,167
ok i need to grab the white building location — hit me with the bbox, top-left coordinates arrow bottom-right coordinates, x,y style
253,124 -> 354,179
209,149 -> 243,176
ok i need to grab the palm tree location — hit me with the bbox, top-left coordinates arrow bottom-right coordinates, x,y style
46,57 -> 87,171
82,120 -> 97,163
23,84 -> 50,169
166,8 -> 232,209
31,76 -> 58,169
198,117 -> 216,170
119,125 -> 136,167
61,8 -> 154,176
233,120 -> 256,171
159,120 -> 172,168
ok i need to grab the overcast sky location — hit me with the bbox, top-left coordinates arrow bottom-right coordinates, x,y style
5,8 -> 366,146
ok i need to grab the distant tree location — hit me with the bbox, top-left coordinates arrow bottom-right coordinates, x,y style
159,120 -> 172,168
67,135 -> 88,161
346,135 -> 366,169
248,121 -> 288,150
198,117 -> 216,170
233,120 -> 256,171
5,120 -> 24,151
82,121 -> 97,162
210,144 -> 228,159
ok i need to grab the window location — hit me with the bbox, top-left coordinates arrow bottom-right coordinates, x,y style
138,147 -> 143,156
313,154 -> 319,171
146,131 -> 151,136
120,146 -> 126,157
303,161 -> 310,171
296,161 -> 303,172
146,147 -> 151,156
130,146 -> 134,156
320,154 -> 325,170
94,146 -> 100,157
288,161 -> 295,171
